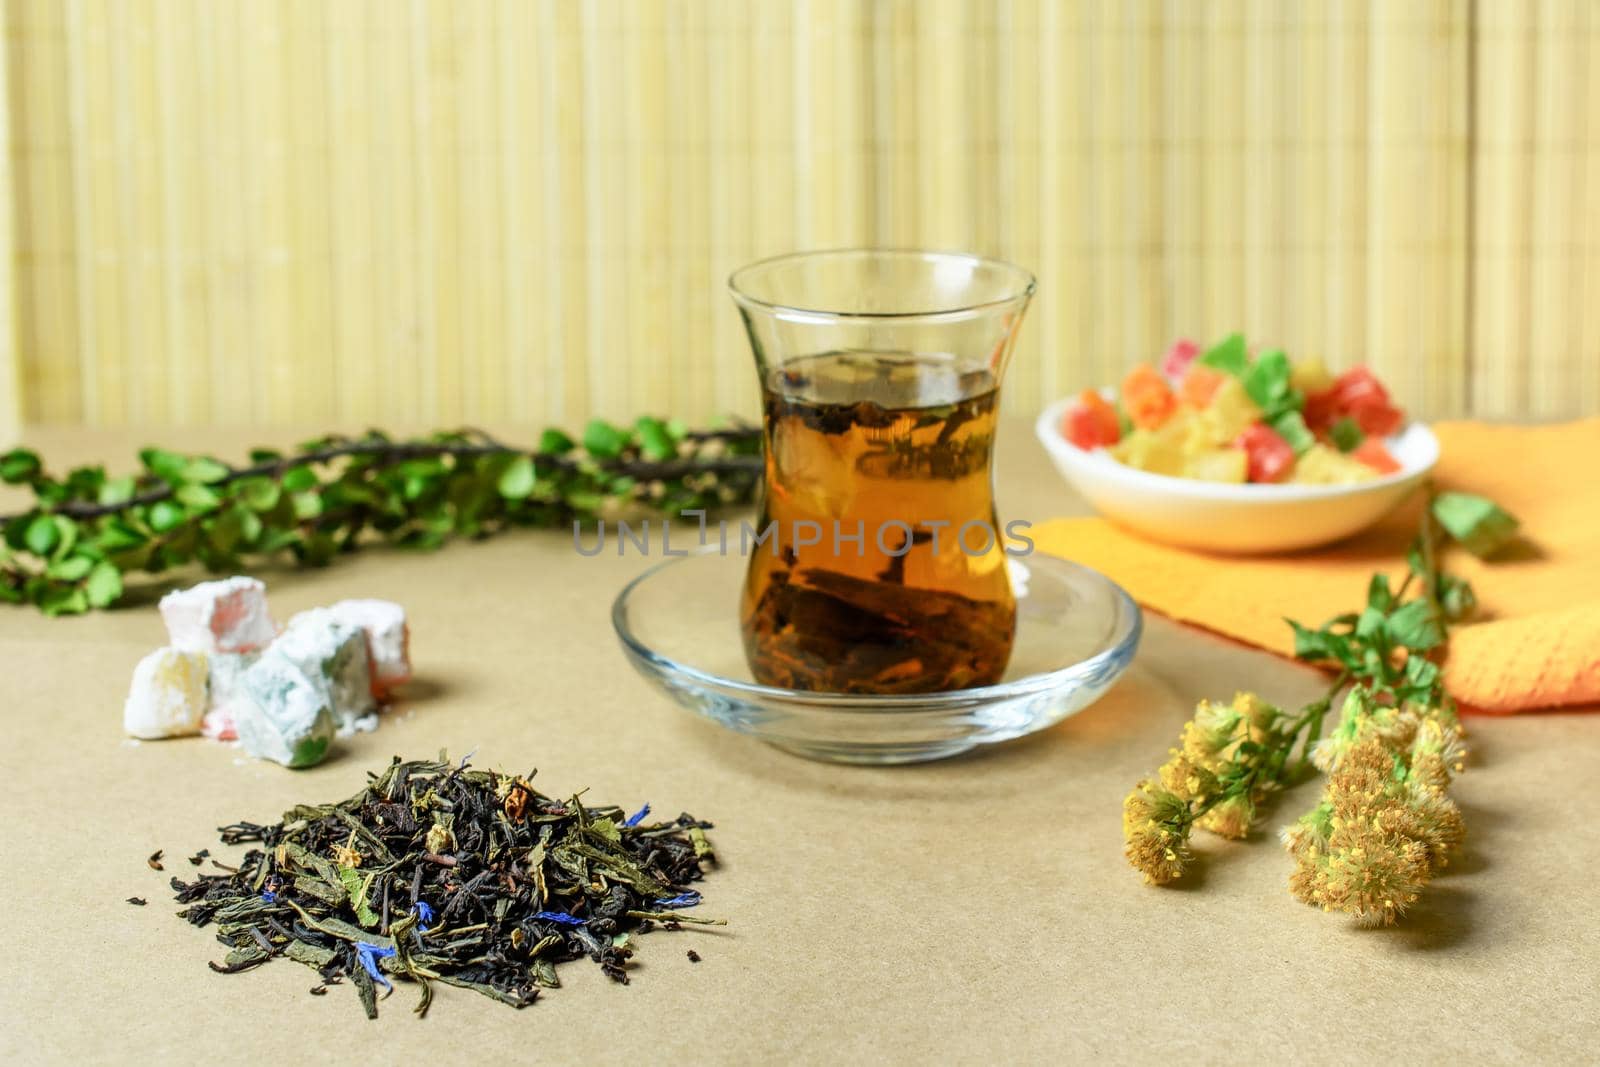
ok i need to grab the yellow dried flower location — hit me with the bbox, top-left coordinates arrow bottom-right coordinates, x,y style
1123,779 -> 1193,885
1409,716 -> 1468,788
1197,792 -> 1255,840
1158,752 -> 1220,803
1233,690 -> 1279,732
1190,698 -> 1242,752
1286,735 -> 1466,922
1294,831 -> 1431,926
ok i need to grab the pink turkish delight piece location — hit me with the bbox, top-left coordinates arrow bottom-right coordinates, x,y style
312,599 -> 411,697
159,577 -> 277,654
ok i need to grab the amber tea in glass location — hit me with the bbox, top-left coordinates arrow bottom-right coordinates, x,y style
728,251 -> 1035,695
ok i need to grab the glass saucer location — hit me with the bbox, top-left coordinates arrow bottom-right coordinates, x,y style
611,548 -> 1141,764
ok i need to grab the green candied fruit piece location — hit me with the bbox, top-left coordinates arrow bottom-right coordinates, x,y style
288,733 -> 331,769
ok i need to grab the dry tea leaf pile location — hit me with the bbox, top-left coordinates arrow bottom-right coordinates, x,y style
169,755 -> 721,1018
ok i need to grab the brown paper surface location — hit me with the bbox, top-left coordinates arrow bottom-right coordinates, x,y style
1,421 -> 1595,1064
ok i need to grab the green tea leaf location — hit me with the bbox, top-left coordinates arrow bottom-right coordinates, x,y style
338,867 -> 382,928
1197,333 -> 1250,378
1432,492 -> 1519,558
1366,573 -> 1394,613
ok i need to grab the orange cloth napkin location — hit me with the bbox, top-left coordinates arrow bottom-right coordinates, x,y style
1031,419 -> 1600,713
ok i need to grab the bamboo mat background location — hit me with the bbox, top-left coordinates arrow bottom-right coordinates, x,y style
2,0 -> 1597,440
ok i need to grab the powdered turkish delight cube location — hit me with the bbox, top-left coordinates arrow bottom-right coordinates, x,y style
299,599 -> 411,697
270,609 -> 376,732
201,650 -> 259,741
235,654 -> 336,768
159,577 -> 277,654
124,647 -> 210,739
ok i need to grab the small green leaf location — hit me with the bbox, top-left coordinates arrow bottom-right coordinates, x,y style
24,514 -> 60,556
175,483 -> 222,510
1432,492 -> 1519,558
235,506 -> 264,544
238,477 -> 282,512
139,448 -> 189,483
292,491 -> 323,520
497,456 -> 537,499
1288,620 -> 1331,662
1386,599 -> 1444,652
1355,606 -> 1387,640
182,457 -> 231,484
282,466 -> 319,493
1366,574 -> 1394,612
1197,333 -> 1250,379
538,428 -> 576,456
635,417 -> 676,461
98,476 -> 137,506
149,500 -> 187,532
1329,417 -> 1365,452
1438,573 -> 1477,622
85,562 -> 123,608
338,867 -> 382,928
46,554 -> 94,581
0,449 -> 42,484
299,531 -> 337,565
583,420 -> 629,459
206,509 -> 244,554
39,584 -> 89,616
94,518 -> 146,551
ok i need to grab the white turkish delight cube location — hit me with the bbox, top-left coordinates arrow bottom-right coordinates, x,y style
123,647 -> 210,739
201,650 -> 259,741
270,609 -> 377,731
304,599 -> 411,696
159,576 -> 277,653
235,655 -> 336,768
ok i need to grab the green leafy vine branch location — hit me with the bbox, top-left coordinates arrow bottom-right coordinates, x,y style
0,418 -> 762,615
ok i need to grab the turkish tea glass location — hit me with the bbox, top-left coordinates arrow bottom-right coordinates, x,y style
729,249 -> 1036,695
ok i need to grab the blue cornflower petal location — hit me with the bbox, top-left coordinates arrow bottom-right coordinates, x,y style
654,891 -> 701,909
355,942 -> 396,991
623,803 -> 651,828
532,911 -> 586,926
260,890 -> 277,903
411,901 -> 435,932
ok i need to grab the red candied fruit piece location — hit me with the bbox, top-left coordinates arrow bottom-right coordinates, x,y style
1062,389 -> 1122,449
1234,423 -> 1296,483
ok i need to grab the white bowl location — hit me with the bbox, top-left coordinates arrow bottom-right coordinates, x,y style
1033,396 -> 1439,554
